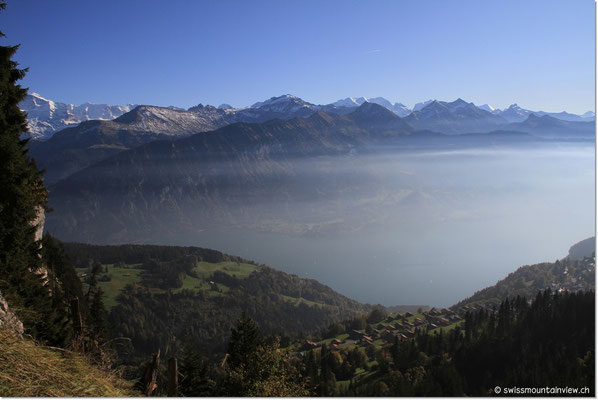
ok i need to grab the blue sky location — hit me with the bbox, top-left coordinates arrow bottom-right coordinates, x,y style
2,0 -> 595,113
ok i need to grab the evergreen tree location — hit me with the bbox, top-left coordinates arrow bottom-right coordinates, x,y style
0,1 -> 67,345
303,349 -> 319,388
89,286 -> 108,340
226,312 -> 263,369
318,343 -> 337,396
41,233 -> 85,311
86,261 -> 102,302
179,342 -> 216,397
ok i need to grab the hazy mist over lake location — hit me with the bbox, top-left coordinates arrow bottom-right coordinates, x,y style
155,142 -> 595,307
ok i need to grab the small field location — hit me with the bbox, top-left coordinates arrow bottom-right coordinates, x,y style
194,261 -> 258,279
77,261 -> 260,309
280,294 -> 327,308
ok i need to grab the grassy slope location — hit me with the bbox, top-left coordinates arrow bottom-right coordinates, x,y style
77,260 -> 260,308
96,265 -> 143,308
79,259 -> 346,311
0,329 -> 137,397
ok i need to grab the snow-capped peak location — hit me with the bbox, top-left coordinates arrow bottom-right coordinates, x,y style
477,104 -> 496,112
28,92 -> 52,102
251,94 -> 303,108
331,97 -> 368,108
20,93 -> 136,140
331,96 -> 411,116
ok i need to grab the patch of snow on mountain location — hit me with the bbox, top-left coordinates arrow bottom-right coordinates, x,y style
477,104 -> 497,113
20,93 -> 136,140
331,96 -> 411,116
413,100 -> 434,112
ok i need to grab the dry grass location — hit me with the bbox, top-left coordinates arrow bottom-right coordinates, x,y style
0,328 -> 138,397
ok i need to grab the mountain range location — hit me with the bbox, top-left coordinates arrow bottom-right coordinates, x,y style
20,93 -> 136,140
21,92 -> 594,141
21,91 -> 594,245
29,93 -> 594,185
43,102 -> 554,243
403,98 -> 508,134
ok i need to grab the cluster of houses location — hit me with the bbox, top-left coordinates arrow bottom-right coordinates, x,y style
556,255 -> 595,293
300,255 -> 597,354
541,255 -> 595,296
301,308 -> 465,352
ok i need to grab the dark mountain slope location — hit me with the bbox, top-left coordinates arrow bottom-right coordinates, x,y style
44,103 -> 546,243
45,104 -> 421,242
404,99 -> 507,134
569,236 -> 596,260
29,105 -> 231,183
505,114 -> 595,139
29,94 -> 352,184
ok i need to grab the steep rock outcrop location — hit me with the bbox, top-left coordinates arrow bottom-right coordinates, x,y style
0,291 -> 24,336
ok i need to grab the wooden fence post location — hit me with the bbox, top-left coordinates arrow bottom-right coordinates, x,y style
143,349 -> 160,396
168,358 -> 178,397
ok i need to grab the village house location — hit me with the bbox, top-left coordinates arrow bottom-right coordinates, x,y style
349,330 -> 362,340
381,330 -> 396,342
359,335 -> 373,344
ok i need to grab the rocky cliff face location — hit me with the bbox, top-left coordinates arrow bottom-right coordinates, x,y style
0,291 -> 24,336
33,206 -> 45,243
568,237 -> 595,260
32,206 -> 48,282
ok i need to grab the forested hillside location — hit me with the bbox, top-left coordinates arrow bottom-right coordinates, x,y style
454,249 -> 595,310
331,290 -> 595,396
61,242 -> 371,371
132,289 -> 594,396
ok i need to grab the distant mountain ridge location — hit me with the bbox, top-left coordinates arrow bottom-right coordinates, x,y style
504,114 -> 594,138
20,93 -> 136,140
44,102 -> 546,243
22,92 -> 594,141
404,99 -> 508,134
28,104 -> 233,184
497,103 -> 595,123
